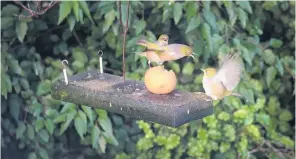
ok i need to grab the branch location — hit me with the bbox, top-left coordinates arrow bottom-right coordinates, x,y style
13,0 -> 59,19
118,1 -> 130,81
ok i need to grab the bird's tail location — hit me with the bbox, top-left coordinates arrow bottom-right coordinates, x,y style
136,39 -> 163,51
136,39 -> 150,47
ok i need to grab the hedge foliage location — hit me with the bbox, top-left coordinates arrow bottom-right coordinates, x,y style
1,1 -> 295,159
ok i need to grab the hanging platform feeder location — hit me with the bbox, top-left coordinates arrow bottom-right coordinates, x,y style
51,70 -> 213,127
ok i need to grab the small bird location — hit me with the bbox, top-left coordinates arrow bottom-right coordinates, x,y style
201,53 -> 243,100
136,39 -> 195,64
137,34 -> 169,67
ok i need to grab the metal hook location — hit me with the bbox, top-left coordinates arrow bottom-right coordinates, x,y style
61,60 -> 69,85
97,50 -> 104,74
97,50 -> 104,57
62,60 -> 68,68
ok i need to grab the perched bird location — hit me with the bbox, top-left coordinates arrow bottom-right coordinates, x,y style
137,34 -> 169,66
155,34 -> 169,46
201,53 -> 243,100
136,39 -> 195,64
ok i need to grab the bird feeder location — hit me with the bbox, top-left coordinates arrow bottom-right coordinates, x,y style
51,69 -> 213,127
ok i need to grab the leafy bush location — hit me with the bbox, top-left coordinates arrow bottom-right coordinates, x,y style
1,1 -> 295,159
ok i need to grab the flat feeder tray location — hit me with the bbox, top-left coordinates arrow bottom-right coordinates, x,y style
51,70 -> 213,127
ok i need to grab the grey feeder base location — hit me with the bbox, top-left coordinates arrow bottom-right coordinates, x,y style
51,70 -> 213,127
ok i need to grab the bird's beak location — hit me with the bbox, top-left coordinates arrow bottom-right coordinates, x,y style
190,54 -> 195,59
201,69 -> 205,72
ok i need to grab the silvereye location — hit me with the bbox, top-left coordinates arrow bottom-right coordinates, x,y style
201,53 -> 243,100
138,34 -> 169,66
136,39 -> 195,63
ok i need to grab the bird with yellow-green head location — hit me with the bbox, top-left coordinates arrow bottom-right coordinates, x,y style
136,34 -> 194,66
137,34 -> 169,66
201,52 -> 243,100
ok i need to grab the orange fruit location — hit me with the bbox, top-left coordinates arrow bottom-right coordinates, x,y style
144,66 -> 177,94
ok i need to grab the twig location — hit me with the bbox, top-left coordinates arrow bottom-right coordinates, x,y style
13,0 -> 59,18
118,1 -> 130,81
284,65 -> 295,81
264,140 -> 286,159
73,31 -> 84,48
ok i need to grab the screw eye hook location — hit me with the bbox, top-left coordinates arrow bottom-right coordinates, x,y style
97,50 -> 104,57
62,60 -> 68,68
61,60 -> 69,85
97,50 -> 104,74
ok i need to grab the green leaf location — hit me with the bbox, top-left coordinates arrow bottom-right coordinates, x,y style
203,9 -> 217,30
185,15 -> 200,33
67,15 -> 76,31
15,20 -> 28,43
1,18 -> 14,30
36,80 -> 52,96
38,148 -> 49,159
103,10 -> 116,34
137,138 -> 153,151
99,136 -> 107,153
74,111 -> 87,139
39,129 -> 49,143
281,136 -> 294,148
82,105 -> 93,122
165,134 -> 180,150
26,124 -> 35,140
173,3 -> 183,25
269,38 -> 283,48
98,115 -> 112,134
28,152 -> 37,159
1,73 -> 12,99
266,66 -> 277,87
262,49 -> 276,65
19,78 -> 30,90
237,8 -> 247,28
45,119 -> 55,135
61,103 -> 76,113
224,125 -> 236,141
35,119 -> 44,132
1,4 -> 20,17
201,23 -> 213,52
72,1 -> 80,21
219,142 -> 230,153
279,109 -> 293,122
225,2 -> 237,27
53,114 -> 67,123
239,86 -> 255,104
218,112 -> 230,121
91,125 -> 101,149
135,20 -> 146,35
8,94 -> 21,121
185,2 -> 198,21
58,1 -> 72,25
276,57 -> 284,76
102,131 -> 119,146
59,109 -> 77,135
182,62 -> 195,75
72,47 -> 88,64
78,1 -> 94,24
236,1 -> 253,14
16,122 -> 26,139
245,124 -> 261,140
154,136 -> 167,146
256,113 -> 271,126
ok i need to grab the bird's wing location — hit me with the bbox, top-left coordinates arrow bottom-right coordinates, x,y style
214,53 -> 243,91
137,39 -> 166,52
